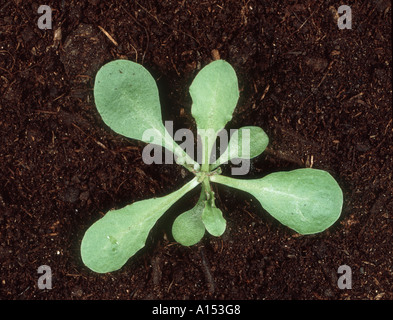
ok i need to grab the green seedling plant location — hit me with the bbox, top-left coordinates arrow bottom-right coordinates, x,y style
81,59 -> 343,273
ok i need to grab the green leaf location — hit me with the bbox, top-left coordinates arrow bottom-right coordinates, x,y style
172,196 -> 205,246
212,126 -> 269,169
190,60 -> 239,133
211,168 -> 343,235
202,200 -> 226,237
190,60 -> 239,170
94,59 -> 198,169
81,177 -> 199,273
94,59 -> 166,143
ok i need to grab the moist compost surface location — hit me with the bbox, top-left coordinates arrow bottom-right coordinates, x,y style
1,1 -> 392,300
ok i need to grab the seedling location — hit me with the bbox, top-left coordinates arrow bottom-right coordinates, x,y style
81,60 -> 343,273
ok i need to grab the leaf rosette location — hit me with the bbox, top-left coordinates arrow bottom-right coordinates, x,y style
81,59 -> 343,273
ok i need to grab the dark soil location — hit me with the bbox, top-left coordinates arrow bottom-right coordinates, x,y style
1,0 -> 392,300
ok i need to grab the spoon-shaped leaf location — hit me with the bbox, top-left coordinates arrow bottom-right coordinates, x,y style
81,177 -> 199,273
190,60 -> 239,133
172,195 -> 205,246
202,200 -> 226,237
190,60 -> 239,170
211,168 -> 343,235
94,59 -> 166,143
94,59 -> 198,169
212,126 -> 269,170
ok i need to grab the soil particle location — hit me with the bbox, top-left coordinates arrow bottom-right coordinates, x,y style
304,57 -> 329,72
61,187 -> 80,204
